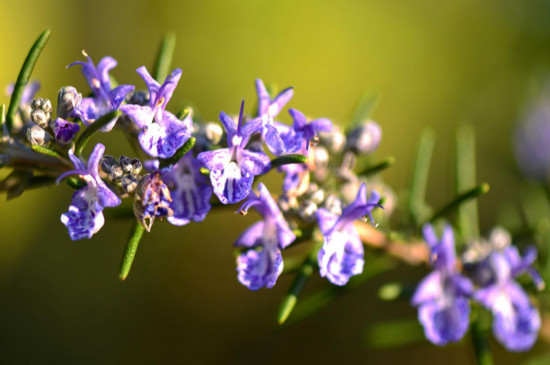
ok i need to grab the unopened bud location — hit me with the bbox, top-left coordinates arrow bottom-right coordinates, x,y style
57,86 -> 82,119
131,158 -> 142,175
26,125 -> 50,146
204,122 -> 223,145
31,109 -> 49,127
346,121 -> 382,155
119,155 -> 133,174
121,174 -> 139,194
31,97 -> 52,114
320,126 -> 346,153
127,90 -> 149,106
299,200 -> 318,223
100,155 -> 118,174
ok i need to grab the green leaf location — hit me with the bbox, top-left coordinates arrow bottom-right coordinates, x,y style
159,137 -> 196,168
470,305 -> 495,365
199,167 -> 210,176
408,128 -> 436,226
278,248 -> 318,325
358,156 -> 395,177
350,92 -> 380,127
429,183 -> 490,223
119,221 -> 146,281
270,154 -> 307,169
364,319 -> 425,348
74,110 -> 121,156
456,124 -> 479,241
66,176 -> 86,190
153,33 -> 176,83
31,145 -> 64,159
6,29 -> 51,133
0,104 -> 5,136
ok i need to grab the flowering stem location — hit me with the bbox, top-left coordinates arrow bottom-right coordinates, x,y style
159,137 -> 196,168
153,33 -> 176,83
408,128 -> 435,226
6,29 -> 51,133
119,221 -> 145,281
358,156 -> 395,177
429,183 -> 490,223
74,110 -> 121,156
270,154 -> 308,169
278,247 -> 319,324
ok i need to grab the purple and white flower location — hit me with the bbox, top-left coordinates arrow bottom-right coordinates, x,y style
255,78 -> 294,155
282,108 -> 332,153
197,100 -> 270,204
162,153 -> 212,226
59,143 -> 121,240
475,246 -> 542,351
235,183 -> 296,290
51,118 -> 80,144
69,51 -> 134,132
316,183 -> 381,285
411,224 -> 474,346
120,66 -> 192,158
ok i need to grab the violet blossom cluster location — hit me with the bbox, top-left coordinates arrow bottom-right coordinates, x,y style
3,50 -> 389,292
412,224 -> 543,352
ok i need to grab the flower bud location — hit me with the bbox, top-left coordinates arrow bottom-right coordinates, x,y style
203,122 -> 223,145
323,194 -> 343,216
346,120 -> 382,155
121,174 -> 139,194
131,158 -> 142,175
57,86 -> 82,119
31,109 -> 49,128
320,126 -> 346,153
119,155 -> 133,174
100,155 -> 118,174
127,90 -> 149,106
31,97 -> 52,114
26,125 -> 50,146
299,200 -> 318,223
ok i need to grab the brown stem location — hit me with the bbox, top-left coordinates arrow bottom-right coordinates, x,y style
354,221 -> 429,265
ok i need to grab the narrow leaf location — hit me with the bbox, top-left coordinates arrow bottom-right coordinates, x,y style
350,92 -> 380,127
430,183 -> 490,223
66,176 -> 86,190
6,29 -> 51,133
278,248 -> 318,325
119,221 -> 146,281
0,104 -> 5,136
271,154 -> 307,168
74,110 -> 121,156
364,319 -> 425,348
456,124 -> 479,240
358,156 -> 395,177
153,33 -> 176,83
31,145 -> 64,159
159,137 -> 196,168
471,306 -> 495,365
408,128 -> 436,226
199,167 -> 210,176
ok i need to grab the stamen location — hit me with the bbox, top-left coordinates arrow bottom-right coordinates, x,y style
156,96 -> 165,108
237,99 -> 245,132
81,49 -> 88,58
239,210 -> 248,216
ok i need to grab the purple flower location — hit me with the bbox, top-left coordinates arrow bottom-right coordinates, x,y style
69,51 -> 134,132
59,144 -> 121,240
120,67 -> 192,158
255,79 -> 294,155
475,246 -> 542,351
411,224 -> 474,346
134,172 -> 173,232
197,100 -> 270,204
282,108 -> 333,152
51,118 -> 80,144
162,153 -> 212,226
235,183 -> 296,290
316,183 -> 381,285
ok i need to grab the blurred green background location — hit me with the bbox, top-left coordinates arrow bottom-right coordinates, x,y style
1,0 -> 550,363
